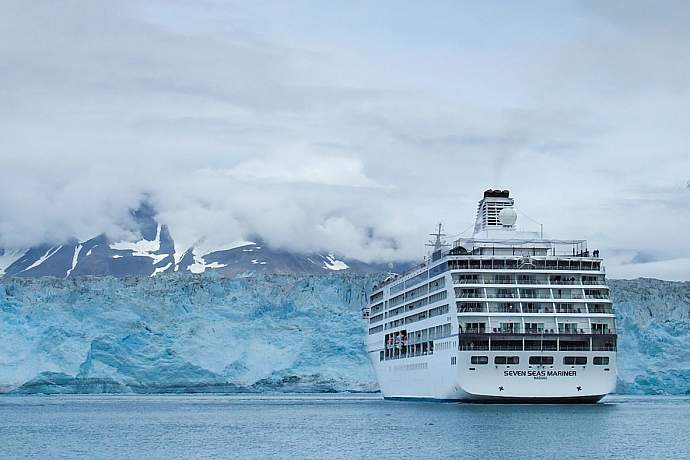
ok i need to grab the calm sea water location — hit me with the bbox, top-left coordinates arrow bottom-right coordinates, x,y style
0,394 -> 688,459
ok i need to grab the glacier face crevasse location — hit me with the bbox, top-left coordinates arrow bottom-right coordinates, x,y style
0,274 -> 378,394
0,275 -> 689,394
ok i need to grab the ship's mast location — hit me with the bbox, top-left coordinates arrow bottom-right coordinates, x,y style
427,222 -> 449,253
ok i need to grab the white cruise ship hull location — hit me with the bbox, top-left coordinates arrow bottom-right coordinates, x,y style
370,348 -> 616,403
364,189 -> 618,404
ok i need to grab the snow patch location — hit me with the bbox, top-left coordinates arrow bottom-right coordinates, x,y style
112,255 -> 123,259
149,254 -> 169,264
110,224 -> 162,254
109,224 -> 168,264
151,262 -> 172,277
22,246 -> 63,273
223,240 -> 255,251
322,254 -> 349,271
188,250 -> 227,274
0,249 -> 26,276
65,244 -> 83,278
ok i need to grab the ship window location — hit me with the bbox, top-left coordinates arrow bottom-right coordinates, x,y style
593,357 -> 609,365
380,351 -> 384,361
563,356 -> 587,365
494,356 -> 519,365
529,356 -> 554,365
471,356 -> 488,365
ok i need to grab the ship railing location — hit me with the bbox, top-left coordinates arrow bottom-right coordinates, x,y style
457,306 -> 486,313
459,344 -> 490,351
458,333 -> 617,352
458,293 -> 483,298
485,293 -> 519,298
553,293 -> 585,299
589,306 -> 614,314
488,306 -> 521,313
522,308 -> 554,314
490,345 -> 523,351
460,332 -> 616,338
519,293 -> 554,299
524,344 -> 558,351
555,308 -> 587,314
558,328 -> 589,334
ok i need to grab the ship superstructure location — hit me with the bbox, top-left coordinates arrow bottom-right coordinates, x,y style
363,189 -> 616,402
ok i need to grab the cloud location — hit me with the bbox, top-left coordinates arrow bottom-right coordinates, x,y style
217,147 -> 384,188
0,0 -> 689,278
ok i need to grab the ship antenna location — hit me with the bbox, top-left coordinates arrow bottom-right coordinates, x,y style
426,222 -> 450,252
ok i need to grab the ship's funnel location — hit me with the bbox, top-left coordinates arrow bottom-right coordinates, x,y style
473,189 -> 516,234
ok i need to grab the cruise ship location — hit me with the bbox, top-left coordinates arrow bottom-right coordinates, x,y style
363,189 -> 616,403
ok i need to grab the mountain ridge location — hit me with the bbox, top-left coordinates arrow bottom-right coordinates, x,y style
0,204 -> 410,278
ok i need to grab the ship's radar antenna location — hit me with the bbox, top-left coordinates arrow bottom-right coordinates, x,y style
427,222 -> 450,253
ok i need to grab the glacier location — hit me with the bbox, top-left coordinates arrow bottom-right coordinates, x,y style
0,275 -> 688,395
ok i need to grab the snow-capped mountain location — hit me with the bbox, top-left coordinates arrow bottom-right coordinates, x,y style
0,204 -> 409,279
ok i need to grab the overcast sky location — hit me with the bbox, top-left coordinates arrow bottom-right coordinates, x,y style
1,0 -> 689,280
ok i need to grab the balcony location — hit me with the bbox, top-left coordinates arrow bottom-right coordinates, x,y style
516,279 -> 548,285
492,326 -> 521,334
457,291 -> 483,298
524,328 -> 558,334
520,293 -> 553,299
490,342 -> 523,351
458,333 -> 617,352
589,305 -> 614,314
553,292 -> 585,299
486,293 -> 518,298
488,305 -> 521,313
592,328 -> 614,334
526,341 -> 559,351
454,278 -> 482,284
585,294 -> 610,300
555,306 -> 586,314
457,304 -> 486,313
522,305 -> 553,314
558,328 -> 589,335
484,278 -> 515,285
550,279 -> 578,285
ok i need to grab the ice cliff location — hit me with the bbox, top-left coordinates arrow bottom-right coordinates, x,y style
0,275 -> 688,394
609,279 -> 690,394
